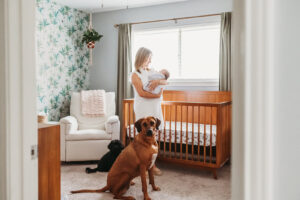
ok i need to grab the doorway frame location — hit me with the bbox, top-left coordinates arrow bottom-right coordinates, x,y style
0,0 -> 277,199
0,0 -> 38,199
231,0 -> 275,199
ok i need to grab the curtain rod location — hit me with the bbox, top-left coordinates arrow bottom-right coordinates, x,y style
114,13 -> 222,28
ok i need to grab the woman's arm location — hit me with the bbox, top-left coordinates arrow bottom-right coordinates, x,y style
148,79 -> 168,91
131,73 -> 162,98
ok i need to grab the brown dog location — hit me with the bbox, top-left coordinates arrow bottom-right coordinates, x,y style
71,116 -> 161,200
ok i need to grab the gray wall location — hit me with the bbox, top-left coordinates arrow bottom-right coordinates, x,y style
273,0 -> 300,199
89,0 -> 232,93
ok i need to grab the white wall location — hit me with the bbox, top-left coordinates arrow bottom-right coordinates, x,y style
273,1 -> 300,199
89,0 -> 232,92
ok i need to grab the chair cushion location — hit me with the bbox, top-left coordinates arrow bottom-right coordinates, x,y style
66,129 -> 112,141
70,92 -> 116,130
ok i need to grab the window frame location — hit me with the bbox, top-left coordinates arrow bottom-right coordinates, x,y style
132,16 -> 221,88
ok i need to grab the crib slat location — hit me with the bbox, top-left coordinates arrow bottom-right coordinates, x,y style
163,105 -> 166,157
175,105 -> 177,158
158,104 -> 162,150
224,105 -> 229,160
169,105 -> 172,158
216,104 -> 223,166
158,103 -> 161,151
158,128 -> 161,151
227,105 -> 230,158
198,106 -> 200,161
192,106 -> 194,160
180,105 -> 183,160
210,106 -> 213,163
204,106 -> 206,163
128,103 -> 131,143
131,103 -> 134,138
123,102 -> 127,146
133,104 -> 136,138
186,106 -> 188,160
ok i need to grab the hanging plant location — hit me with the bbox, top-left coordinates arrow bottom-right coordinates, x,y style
82,29 -> 103,49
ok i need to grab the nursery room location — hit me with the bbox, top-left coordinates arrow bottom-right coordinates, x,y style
35,0 -> 232,199
3,0 -> 300,200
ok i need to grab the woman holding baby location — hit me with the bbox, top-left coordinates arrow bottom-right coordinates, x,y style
131,47 -> 169,175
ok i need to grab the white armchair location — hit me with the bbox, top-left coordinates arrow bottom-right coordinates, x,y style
60,92 -> 120,162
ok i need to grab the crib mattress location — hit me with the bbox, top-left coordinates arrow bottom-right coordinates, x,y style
126,121 -> 217,146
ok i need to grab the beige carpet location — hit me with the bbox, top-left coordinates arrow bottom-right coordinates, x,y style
61,162 -> 231,200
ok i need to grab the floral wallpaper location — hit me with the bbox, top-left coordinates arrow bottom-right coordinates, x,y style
36,0 -> 90,121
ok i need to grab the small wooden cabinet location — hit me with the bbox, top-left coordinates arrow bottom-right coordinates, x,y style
38,123 -> 60,200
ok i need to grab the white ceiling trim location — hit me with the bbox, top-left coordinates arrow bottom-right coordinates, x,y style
54,0 -> 190,13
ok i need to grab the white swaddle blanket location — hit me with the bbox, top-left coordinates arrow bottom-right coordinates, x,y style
143,72 -> 166,94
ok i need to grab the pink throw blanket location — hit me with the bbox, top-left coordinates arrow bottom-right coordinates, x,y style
81,90 -> 106,117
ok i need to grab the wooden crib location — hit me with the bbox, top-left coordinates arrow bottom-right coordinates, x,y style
122,91 -> 231,179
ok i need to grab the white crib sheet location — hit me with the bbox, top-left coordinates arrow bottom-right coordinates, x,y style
126,121 -> 217,146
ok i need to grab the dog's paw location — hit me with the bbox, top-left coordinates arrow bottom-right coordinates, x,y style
152,186 -> 161,191
144,197 -> 151,200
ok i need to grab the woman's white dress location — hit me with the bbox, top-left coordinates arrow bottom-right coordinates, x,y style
131,68 -> 164,129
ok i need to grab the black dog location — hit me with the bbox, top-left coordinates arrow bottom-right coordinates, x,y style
85,140 -> 124,173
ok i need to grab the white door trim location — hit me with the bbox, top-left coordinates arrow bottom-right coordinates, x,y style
232,0 -> 274,199
0,0 -> 7,199
0,0 -> 38,199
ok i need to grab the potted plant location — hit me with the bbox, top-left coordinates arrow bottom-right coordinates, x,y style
82,29 -> 103,49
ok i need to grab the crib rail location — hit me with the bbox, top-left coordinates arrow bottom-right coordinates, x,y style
122,99 -> 231,170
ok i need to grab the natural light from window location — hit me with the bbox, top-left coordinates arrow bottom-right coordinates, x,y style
132,23 -> 220,81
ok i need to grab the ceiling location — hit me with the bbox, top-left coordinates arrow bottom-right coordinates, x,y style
54,0 -> 189,13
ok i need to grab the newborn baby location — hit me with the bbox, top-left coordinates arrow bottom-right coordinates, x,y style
143,69 -> 170,94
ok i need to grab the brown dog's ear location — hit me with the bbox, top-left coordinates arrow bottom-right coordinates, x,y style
155,118 -> 161,130
134,118 -> 144,133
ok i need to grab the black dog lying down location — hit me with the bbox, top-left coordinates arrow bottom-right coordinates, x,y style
86,140 -> 124,173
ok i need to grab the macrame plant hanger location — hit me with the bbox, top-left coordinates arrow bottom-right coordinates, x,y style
88,13 -> 93,66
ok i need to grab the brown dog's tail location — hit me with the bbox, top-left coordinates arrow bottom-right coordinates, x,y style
71,185 -> 109,194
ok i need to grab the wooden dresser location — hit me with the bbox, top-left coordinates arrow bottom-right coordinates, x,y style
38,123 -> 60,200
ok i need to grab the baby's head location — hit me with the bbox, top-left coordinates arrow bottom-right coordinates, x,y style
160,69 -> 170,80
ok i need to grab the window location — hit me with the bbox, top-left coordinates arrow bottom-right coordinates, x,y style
132,20 -> 220,86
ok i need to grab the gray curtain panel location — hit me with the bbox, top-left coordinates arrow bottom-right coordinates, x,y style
219,12 -> 232,91
117,24 -> 133,119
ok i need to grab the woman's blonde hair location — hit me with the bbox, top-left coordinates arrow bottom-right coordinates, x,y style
134,47 -> 152,73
